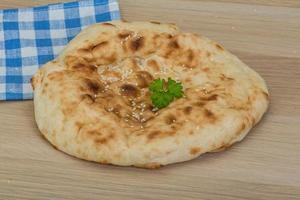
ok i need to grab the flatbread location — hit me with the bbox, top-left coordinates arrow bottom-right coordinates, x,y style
31,21 -> 269,168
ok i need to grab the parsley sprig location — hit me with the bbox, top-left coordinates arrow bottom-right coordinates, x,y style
149,78 -> 184,109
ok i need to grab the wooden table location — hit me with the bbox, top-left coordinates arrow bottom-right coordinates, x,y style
1,0 -> 300,199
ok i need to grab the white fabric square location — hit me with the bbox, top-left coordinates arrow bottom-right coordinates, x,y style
109,1 -> 120,12
0,49 -> 4,58
0,83 -> 5,92
19,30 -> 36,39
22,83 -> 33,93
48,8 -> 65,21
21,47 -> 38,57
50,29 -> 67,39
52,45 -> 65,55
0,30 -> 4,41
22,65 -> 38,76
79,6 -> 95,17
0,67 -> 6,75
18,11 -> 34,22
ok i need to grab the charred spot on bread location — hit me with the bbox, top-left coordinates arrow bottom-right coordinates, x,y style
130,36 -> 144,51
120,84 -> 140,97
102,22 -> 116,27
183,106 -> 193,115
168,40 -> 180,49
85,79 -> 103,94
165,114 -> 176,125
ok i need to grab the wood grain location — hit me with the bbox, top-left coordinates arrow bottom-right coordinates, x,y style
0,0 -> 300,199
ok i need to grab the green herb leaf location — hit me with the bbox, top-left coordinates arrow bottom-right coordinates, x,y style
149,78 -> 184,109
167,78 -> 184,98
149,78 -> 164,93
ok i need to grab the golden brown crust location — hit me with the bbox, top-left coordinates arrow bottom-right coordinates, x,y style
190,147 -> 202,155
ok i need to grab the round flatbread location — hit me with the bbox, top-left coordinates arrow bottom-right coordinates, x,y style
31,21 -> 269,168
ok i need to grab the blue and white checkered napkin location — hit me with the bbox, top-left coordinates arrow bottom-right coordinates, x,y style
0,0 -> 120,100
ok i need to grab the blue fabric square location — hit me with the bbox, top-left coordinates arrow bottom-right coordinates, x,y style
95,12 -> 111,22
34,20 -> 50,30
5,39 -> 21,50
0,0 -> 120,100
38,55 -> 54,65
3,22 -> 19,30
6,58 -> 22,67
6,75 -> 23,83
33,6 -> 48,12
65,18 -> 81,28
64,1 -> 80,9
36,39 -> 52,47
5,83 -> 23,99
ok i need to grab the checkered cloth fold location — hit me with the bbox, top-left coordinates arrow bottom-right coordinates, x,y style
0,0 -> 120,100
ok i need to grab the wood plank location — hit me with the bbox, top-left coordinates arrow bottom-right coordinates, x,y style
119,0 -> 300,58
